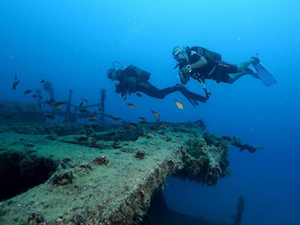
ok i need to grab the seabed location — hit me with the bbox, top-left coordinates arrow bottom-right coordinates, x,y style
0,101 -> 257,225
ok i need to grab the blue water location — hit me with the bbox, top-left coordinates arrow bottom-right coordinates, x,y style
1,1 -> 299,224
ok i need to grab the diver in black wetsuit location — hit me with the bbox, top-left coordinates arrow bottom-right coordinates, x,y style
107,63 -> 209,107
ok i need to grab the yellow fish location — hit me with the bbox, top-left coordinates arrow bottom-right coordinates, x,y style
113,117 -> 123,122
159,122 -> 165,126
81,97 -> 89,104
150,109 -> 160,117
139,117 -> 147,121
53,101 -> 67,109
127,103 -> 135,108
174,98 -> 184,110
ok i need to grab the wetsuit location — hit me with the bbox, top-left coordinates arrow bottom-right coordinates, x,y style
180,46 -> 238,83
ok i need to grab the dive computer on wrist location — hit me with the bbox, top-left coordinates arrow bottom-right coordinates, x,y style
186,64 -> 192,73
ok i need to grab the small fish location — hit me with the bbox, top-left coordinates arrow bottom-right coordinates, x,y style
127,103 -> 135,108
139,117 -> 147,121
139,133 -> 146,137
174,98 -> 184,110
46,100 -> 52,106
13,80 -> 20,90
40,79 -> 45,83
136,92 -> 142,97
14,73 -> 17,81
113,117 -> 123,122
155,125 -> 162,130
159,122 -> 165,127
39,95 -> 43,100
79,101 -> 83,108
124,126 -> 133,130
32,94 -> 37,98
45,114 -> 55,119
4,115 -> 12,119
23,89 -> 33,94
150,109 -> 160,117
79,109 -> 88,113
53,101 -> 67,109
130,122 -> 137,128
139,121 -> 147,124
81,97 -> 89,104
89,116 -> 97,120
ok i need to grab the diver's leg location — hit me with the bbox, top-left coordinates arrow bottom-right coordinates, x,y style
137,82 -> 178,99
228,71 -> 248,83
228,68 -> 259,83
217,60 -> 257,84
237,58 -> 257,72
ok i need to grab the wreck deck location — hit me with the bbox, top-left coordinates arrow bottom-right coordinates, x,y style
0,125 -> 191,224
0,122 -> 255,224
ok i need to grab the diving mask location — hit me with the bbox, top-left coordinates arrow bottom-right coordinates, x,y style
173,50 -> 186,61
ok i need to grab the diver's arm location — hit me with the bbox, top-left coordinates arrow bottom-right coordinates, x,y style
179,70 -> 189,85
180,57 -> 207,76
190,57 -> 207,70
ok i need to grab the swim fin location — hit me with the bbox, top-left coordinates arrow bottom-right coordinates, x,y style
176,84 -> 207,107
252,58 -> 277,87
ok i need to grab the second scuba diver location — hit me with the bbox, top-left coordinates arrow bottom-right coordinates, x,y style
107,62 -> 210,107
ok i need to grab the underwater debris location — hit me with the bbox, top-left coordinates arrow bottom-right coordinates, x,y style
203,133 -> 263,153
50,170 -> 74,185
46,133 -> 57,141
135,150 -> 146,160
92,155 -> 109,166
27,211 -> 46,225
76,135 -> 88,142
72,214 -> 85,225
177,136 -> 230,186
80,163 -> 92,171
234,196 -> 245,225
62,158 -> 71,163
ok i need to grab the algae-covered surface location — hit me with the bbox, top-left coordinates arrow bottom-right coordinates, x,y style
0,122 -> 260,225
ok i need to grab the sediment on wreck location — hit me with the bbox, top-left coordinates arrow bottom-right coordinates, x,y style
0,121 -> 260,224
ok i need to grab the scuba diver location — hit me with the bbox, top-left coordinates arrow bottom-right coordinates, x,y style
172,46 -> 276,87
107,61 -> 210,107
